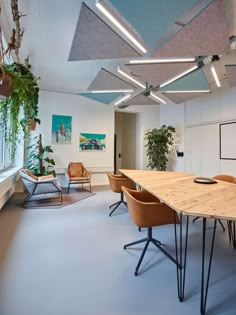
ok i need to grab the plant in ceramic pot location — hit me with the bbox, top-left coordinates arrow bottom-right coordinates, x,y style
144,125 -> 176,171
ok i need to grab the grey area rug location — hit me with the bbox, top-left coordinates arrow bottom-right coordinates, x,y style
17,188 -> 95,209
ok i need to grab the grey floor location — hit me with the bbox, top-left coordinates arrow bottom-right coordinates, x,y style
0,186 -> 236,315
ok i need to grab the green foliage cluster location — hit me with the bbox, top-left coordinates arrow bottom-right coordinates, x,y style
0,62 -> 40,156
25,135 -> 56,177
144,125 -> 175,171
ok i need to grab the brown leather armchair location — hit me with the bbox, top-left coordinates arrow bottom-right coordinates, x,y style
122,186 -> 179,276
107,172 -> 134,216
65,162 -> 91,193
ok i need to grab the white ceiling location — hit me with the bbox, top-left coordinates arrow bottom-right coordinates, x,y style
1,0 -> 236,110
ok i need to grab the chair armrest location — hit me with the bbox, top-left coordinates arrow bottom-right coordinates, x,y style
83,168 -> 91,179
38,175 -> 54,181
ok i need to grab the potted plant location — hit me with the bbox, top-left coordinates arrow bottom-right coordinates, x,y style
24,134 -> 56,177
144,125 -> 175,171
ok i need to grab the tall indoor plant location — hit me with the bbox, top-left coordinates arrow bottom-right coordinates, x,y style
144,125 -> 175,171
24,134 -> 56,177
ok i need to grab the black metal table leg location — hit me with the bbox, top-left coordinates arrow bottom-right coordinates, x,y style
200,218 -> 217,315
174,213 -> 189,302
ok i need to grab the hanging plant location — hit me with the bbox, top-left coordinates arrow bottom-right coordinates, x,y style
0,1 -> 40,157
0,62 -> 40,156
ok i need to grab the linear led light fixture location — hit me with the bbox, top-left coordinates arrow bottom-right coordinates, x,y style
96,2 -> 147,53
91,89 -> 133,93
118,67 -> 145,88
159,65 -> 198,88
114,94 -> 131,106
210,64 -> 221,87
129,57 -> 195,64
162,90 -> 211,94
150,92 -> 167,104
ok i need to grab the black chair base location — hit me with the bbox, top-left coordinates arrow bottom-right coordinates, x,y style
193,217 -> 225,231
67,182 -> 91,194
109,192 -> 127,216
124,227 -> 178,276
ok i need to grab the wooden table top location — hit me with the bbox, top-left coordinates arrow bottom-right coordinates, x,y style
119,169 -> 236,221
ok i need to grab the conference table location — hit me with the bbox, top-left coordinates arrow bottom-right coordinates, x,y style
119,169 -> 236,315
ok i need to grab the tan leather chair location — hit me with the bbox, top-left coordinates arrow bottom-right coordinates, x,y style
122,186 -> 179,276
213,175 -> 236,245
65,162 -> 91,193
107,173 -> 134,216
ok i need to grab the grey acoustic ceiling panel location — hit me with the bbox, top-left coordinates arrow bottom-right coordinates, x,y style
88,68 -> 136,90
68,3 -> 141,61
163,92 -> 211,104
225,65 -> 236,87
154,0 -> 229,58
126,63 -> 195,86
123,94 -> 159,106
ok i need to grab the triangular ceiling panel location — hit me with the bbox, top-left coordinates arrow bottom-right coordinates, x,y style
126,63 -> 195,87
123,94 -> 159,106
225,65 -> 236,88
154,0 -> 229,58
109,0 -> 198,46
78,92 -> 122,104
160,69 -> 210,90
88,68 -> 136,90
163,92 -> 211,104
68,3 -> 141,61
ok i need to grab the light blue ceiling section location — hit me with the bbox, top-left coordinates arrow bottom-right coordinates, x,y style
160,69 -> 210,91
78,92 -> 122,104
109,0 -> 198,46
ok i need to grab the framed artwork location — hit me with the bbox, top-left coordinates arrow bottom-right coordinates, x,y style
80,133 -> 106,151
52,115 -> 72,144
220,122 -> 236,160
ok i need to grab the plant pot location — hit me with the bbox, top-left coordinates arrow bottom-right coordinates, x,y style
0,72 -> 13,99
28,119 -> 37,131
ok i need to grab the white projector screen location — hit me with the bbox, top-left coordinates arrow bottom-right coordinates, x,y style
220,122 -> 236,160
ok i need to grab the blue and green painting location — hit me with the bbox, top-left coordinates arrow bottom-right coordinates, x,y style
80,133 -> 106,151
52,115 -> 72,144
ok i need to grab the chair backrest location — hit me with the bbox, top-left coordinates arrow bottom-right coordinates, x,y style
122,186 -> 178,228
107,173 -> 134,193
212,174 -> 236,183
68,162 -> 84,177
19,169 -> 37,193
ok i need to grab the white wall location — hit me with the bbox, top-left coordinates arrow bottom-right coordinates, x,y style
34,90 -> 115,185
160,85 -> 236,177
160,103 -> 185,172
136,106 -> 160,169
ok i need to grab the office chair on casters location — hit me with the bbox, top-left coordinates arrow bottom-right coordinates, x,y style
193,174 -> 236,233
122,186 -> 179,276
107,173 -> 134,216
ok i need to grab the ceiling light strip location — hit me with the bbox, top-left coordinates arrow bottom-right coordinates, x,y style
114,94 -> 131,106
96,2 -> 147,53
150,92 -> 167,104
91,89 -> 133,93
129,57 -> 195,64
210,65 -> 221,87
118,67 -> 145,88
163,90 -> 211,94
159,65 -> 198,88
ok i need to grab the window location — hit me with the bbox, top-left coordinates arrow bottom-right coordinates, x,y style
0,31 -> 14,172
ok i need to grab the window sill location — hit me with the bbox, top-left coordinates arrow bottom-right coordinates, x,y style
0,166 -> 21,209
